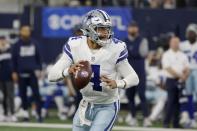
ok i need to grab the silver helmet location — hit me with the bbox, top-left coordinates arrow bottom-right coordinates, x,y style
81,9 -> 113,46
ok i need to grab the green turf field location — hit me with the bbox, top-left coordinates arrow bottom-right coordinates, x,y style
0,125 -> 196,131
0,109 -> 196,131
0,126 -> 71,131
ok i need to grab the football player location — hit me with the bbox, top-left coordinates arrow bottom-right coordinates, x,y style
48,9 -> 139,131
180,23 -> 197,128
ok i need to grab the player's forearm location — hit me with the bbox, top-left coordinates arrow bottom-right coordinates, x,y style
116,74 -> 139,89
48,67 -> 67,82
184,68 -> 190,78
180,67 -> 190,81
124,73 -> 139,88
48,54 -> 71,82
165,67 -> 180,78
116,59 -> 139,89
139,38 -> 149,57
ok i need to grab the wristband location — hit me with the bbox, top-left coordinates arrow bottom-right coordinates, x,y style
116,80 -> 126,89
62,68 -> 69,78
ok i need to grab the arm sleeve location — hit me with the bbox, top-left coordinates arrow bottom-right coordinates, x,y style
139,38 -> 149,57
48,53 -> 72,82
184,55 -> 190,68
116,59 -> 139,88
11,44 -> 18,72
161,53 -> 170,69
116,43 -> 128,64
35,43 -> 42,70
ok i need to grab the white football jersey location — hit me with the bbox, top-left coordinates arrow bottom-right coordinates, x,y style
180,40 -> 197,69
63,36 -> 128,104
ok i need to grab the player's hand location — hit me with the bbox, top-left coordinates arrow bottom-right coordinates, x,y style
180,68 -> 189,82
34,70 -> 42,79
179,75 -> 187,82
68,60 -> 84,75
100,76 -> 117,89
12,72 -> 18,83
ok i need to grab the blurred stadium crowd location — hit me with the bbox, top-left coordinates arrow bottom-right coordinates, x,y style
0,0 -> 197,130
6,0 -> 197,9
1,0 -> 197,10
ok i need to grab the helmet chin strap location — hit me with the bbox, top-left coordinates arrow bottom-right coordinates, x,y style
81,29 -> 88,36
89,36 -> 106,47
95,32 -> 113,46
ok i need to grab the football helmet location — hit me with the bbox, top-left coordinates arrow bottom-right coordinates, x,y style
82,9 -> 113,46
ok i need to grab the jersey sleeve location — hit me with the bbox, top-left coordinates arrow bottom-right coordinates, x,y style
162,53 -> 170,69
116,42 -> 128,64
63,40 -> 74,62
116,59 -> 139,88
183,54 -> 190,68
63,36 -> 83,62
48,38 -> 75,82
48,53 -> 72,82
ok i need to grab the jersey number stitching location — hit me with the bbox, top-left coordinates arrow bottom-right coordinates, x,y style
90,65 -> 102,92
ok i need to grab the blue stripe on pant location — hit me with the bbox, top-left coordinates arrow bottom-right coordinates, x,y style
105,100 -> 120,131
72,100 -> 120,131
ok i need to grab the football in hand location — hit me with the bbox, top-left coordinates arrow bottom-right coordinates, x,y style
71,61 -> 92,90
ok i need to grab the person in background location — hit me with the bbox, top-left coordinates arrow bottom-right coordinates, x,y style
0,88 -> 3,121
146,48 -> 167,122
11,25 -> 43,122
179,23 -> 197,128
163,0 -> 176,9
162,36 -> 190,128
0,36 -> 17,122
124,21 -> 150,127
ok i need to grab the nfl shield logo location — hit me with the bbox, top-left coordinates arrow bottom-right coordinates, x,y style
91,56 -> 95,62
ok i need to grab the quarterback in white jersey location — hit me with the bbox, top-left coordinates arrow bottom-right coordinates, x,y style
48,9 -> 139,131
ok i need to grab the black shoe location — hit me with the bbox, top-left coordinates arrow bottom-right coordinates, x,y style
163,124 -> 170,128
22,117 -> 29,122
37,116 -> 43,123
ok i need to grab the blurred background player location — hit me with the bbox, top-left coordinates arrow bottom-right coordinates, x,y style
0,36 -> 16,122
179,23 -> 197,128
146,48 -> 167,123
124,21 -> 150,127
11,25 -> 43,122
162,36 -> 190,128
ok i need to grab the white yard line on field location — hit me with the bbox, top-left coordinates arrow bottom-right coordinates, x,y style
0,122 -> 196,131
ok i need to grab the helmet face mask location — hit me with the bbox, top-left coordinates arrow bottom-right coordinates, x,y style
82,9 -> 113,46
93,25 -> 113,46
